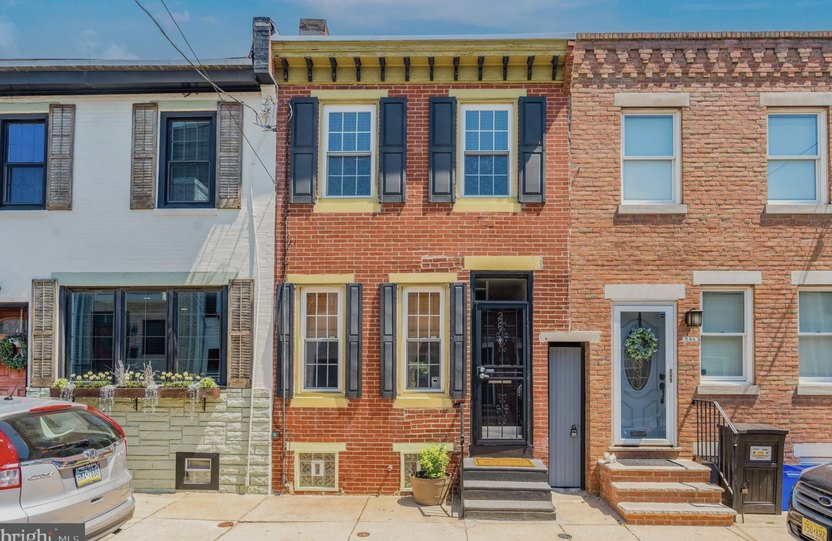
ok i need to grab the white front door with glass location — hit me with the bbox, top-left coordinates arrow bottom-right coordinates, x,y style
613,304 -> 676,446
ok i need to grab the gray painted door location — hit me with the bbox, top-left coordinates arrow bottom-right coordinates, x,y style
549,346 -> 582,488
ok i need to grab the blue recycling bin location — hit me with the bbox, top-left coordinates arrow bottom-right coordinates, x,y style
783,464 -> 817,511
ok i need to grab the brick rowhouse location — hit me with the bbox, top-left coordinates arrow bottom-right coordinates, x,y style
271,33 -> 573,494
571,32 -> 832,492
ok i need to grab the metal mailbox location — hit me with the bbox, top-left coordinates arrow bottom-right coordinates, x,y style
721,423 -> 789,514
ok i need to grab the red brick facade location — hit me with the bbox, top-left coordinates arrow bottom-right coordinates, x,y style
272,68 -> 572,492
571,34 -> 832,491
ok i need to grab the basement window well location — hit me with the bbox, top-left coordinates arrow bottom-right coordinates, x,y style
176,452 -> 219,490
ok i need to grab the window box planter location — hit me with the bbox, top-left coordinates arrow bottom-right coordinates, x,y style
49,387 -> 221,399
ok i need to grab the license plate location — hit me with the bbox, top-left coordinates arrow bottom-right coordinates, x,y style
74,462 -> 102,488
803,517 -> 829,541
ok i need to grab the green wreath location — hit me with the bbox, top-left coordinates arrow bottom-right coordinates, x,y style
0,334 -> 27,370
624,327 -> 658,362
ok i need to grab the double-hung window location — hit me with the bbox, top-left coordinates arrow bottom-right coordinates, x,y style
1,117 -> 47,209
301,288 -> 342,391
700,290 -> 753,382
621,112 -> 680,204
767,111 -> 827,204
798,291 -> 832,382
461,105 -> 512,197
159,113 -> 216,208
403,288 -> 445,392
323,105 -> 375,198
66,288 -> 225,382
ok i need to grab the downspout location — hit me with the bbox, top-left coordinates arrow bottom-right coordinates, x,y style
279,99 -> 293,491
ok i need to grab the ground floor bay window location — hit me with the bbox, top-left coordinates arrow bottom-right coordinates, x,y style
65,288 -> 226,383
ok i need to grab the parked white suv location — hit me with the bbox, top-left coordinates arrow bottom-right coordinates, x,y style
0,396 -> 134,539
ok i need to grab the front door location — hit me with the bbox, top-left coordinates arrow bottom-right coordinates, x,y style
0,305 -> 27,396
613,304 -> 676,446
549,345 -> 583,487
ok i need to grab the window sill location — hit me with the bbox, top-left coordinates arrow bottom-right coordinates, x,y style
764,204 -> 832,215
313,199 -> 380,214
290,394 -> 349,408
452,198 -> 520,213
696,383 -> 760,396
151,208 -> 221,216
392,394 -> 453,409
617,204 -> 688,215
796,384 -> 832,396
0,210 -> 48,218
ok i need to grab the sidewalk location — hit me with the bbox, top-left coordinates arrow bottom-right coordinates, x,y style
106,490 -> 793,541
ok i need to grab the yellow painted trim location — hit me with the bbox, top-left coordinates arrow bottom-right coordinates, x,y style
388,272 -> 458,284
287,274 -> 354,285
313,198 -> 381,214
311,89 -> 388,101
393,442 -> 454,453
452,198 -> 521,213
392,395 -> 454,409
448,88 -> 527,100
290,394 -> 349,408
463,256 -> 543,271
0,102 -> 50,113
288,442 -> 348,452
157,100 -> 217,111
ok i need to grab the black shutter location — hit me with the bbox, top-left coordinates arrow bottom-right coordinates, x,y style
379,97 -> 407,203
379,283 -> 397,398
518,96 -> 546,203
346,283 -> 363,398
276,283 -> 294,398
290,97 -> 318,203
428,97 -> 456,202
449,283 -> 467,399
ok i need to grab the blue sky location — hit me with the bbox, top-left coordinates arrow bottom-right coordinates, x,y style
0,0 -> 830,60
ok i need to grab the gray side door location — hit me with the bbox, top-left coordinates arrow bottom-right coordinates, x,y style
549,346 -> 582,488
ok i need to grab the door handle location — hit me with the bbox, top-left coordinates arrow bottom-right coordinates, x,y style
478,367 -> 493,380
659,381 -> 666,405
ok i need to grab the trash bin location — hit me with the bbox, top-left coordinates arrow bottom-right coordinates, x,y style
782,464 -> 818,511
720,423 -> 788,514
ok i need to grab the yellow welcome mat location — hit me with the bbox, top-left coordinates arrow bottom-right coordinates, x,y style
473,458 -> 535,467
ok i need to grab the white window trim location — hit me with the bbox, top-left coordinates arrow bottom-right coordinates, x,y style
620,110 -> 682,205
766,108 -> 828,205
798,287 -> 832,384
300,287 -> 343,393
401,286 -> 447,394
321,103 -> 377,200
700,287 -> 754,384
459,103 -> 515,199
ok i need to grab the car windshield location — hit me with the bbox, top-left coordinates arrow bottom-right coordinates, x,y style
1,408 -> 120,461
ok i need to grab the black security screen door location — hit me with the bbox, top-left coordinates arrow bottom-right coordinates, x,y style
472,274 -> 531,447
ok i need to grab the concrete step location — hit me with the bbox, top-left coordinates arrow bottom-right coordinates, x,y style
462,479 -> 553,502
600,459 -> 712,484
462,458 -> 549,483
615,502 -> 736,526
608,481 -> 723,505
463,498 -> 557,521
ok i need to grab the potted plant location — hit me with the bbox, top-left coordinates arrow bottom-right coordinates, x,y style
409,444 -> 451,506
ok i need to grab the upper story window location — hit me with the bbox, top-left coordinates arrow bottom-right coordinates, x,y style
700,289 -> 753,383
798,290 -> 832,382
767,111 -> 827,204
323,105 -> 375,198
159,113 -> 216,208
621,112 -> 680,204
1,118 -> 47,209
403,288 -> 446,392
461,105 -> 512,197
301,288 -> 342,391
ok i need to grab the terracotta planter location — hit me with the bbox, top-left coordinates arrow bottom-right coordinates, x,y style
409,475 -> 450,506
49,387 -> 221,399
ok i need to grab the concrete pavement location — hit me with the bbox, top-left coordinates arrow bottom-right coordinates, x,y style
105,490 -> 793,541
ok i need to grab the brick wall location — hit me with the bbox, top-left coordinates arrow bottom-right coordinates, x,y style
571,35 -> 832,491
273,79 -> 571,494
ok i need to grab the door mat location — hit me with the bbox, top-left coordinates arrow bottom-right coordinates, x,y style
473,458 -> 535,467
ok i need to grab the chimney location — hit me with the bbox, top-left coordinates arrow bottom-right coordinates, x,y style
251,17 -> 275,84
299,18 -> 329,36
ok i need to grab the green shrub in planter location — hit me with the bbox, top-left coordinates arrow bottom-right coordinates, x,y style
410,445 -> 451,506
414,444 -> 450,479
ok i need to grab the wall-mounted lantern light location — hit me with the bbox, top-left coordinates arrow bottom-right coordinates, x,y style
685,309 -> 703,327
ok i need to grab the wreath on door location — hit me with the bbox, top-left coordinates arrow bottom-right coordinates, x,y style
624,327 -> 658,363
0,334 -> 27,370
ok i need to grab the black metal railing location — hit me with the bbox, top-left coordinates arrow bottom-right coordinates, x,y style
693,398 -> 738,501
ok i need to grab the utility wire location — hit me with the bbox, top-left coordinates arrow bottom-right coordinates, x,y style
133,0 -> 277,184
